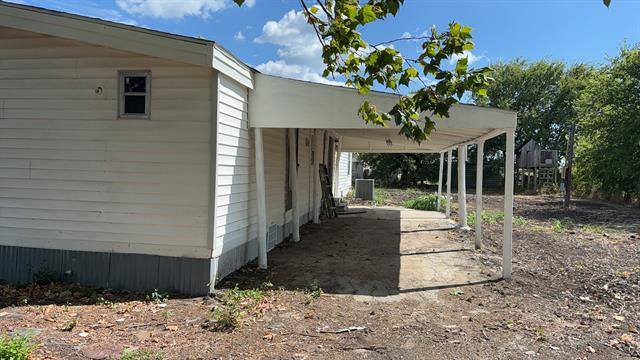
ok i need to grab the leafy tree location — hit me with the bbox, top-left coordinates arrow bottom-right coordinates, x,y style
574,45 -> 640,201
235,0 -> 492,143
358,153 -> 440,187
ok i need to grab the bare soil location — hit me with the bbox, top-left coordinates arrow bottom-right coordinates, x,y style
1,193 -> 639,359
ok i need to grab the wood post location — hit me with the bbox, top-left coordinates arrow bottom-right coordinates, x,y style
457,145 -> 469,229
437,152 -> 444,212
288,128 -> 300,242
446,149 -> 452,219
503,129 -> 515,280
254,128 -> 267,269
475,141 -> 484,249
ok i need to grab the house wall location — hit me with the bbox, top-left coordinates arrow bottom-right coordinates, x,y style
212,123 -> 318,282
337,152 -> 352,197
0,27 -> 214,293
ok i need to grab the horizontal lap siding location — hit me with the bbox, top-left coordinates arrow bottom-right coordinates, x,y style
214,74 -> 255,254
0,27 -> 212,258
338,152 -> 352,197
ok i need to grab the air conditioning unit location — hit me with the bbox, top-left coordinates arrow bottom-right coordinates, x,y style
355,179 -> 375,201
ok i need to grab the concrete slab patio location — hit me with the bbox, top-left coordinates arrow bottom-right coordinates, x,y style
257,206 -> 497,299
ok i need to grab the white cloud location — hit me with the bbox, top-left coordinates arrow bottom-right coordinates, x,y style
255,60 -> 341,85
449,50 -> 483,66
116,0 -> 228,19
244,0 -> 256,7
234,31 -> 245,41
254,10 -> 339,84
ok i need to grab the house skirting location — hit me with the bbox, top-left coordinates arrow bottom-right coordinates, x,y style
0,245 -> 211,296
0,214 -> 313,296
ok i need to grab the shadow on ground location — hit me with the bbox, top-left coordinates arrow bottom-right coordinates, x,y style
222,207 -> 496,297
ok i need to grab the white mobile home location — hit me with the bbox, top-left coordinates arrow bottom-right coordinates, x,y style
0,3 -> 517,295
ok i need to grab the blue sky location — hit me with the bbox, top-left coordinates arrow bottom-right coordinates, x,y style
11,0 -> 640,84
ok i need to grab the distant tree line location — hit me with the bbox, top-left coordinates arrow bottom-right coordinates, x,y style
358,45 -> 639,202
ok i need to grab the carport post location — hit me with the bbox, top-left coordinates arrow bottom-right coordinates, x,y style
289,128 -> 300,242
333,138 -> 342,197
457,145 -> 470,230
254,128 -> 268,269
475,141 -> 484,249
446,149 -> 452,218
503,129 -> 515,280
437,152 -> 444,212
312,130 -> 322,224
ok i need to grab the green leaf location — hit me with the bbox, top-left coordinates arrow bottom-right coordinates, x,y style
232,0 -> 245,5
359,5 -> 377,25
455,56 -> 468,74
477,88 -> 488,97
310,6 -> 319,14
603,0 -> 611,7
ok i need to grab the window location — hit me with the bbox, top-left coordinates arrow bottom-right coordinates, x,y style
119,71 -> 151,118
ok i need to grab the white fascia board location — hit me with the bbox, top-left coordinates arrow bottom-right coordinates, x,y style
0,2 -> 213,66
249,73 -> 516,130
212,45 -> 254,89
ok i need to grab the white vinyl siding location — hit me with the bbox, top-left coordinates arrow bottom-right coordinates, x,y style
338,152 -> 352,197
0,27 -> 212,258
214,74 -> 256,256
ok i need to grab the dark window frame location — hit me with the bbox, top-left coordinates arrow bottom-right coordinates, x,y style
118,70 -> 151,119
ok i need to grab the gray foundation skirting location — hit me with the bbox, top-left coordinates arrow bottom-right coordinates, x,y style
0,245 -> 211,296
0,213 -> 313,296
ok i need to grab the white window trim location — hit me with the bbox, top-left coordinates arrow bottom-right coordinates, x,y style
118,70 -> 151,119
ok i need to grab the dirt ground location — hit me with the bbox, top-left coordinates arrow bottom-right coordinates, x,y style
1,193 -> 639,359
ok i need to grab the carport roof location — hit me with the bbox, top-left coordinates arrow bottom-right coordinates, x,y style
249,73 -> 517,153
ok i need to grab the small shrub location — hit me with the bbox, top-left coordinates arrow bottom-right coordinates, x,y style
305,280 -> 323,304
120,349 -> 163,360
147,289 -> 168,303
403,194 -> 447,211
32,268 -> 58,285
0,334 -> 38,360
208,285 -> 264,332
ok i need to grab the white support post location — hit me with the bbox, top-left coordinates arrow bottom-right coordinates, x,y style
457,145 -> 469,230
289,128 -> 300,242
446,149 -> 452,218
254,128 -> 268,269
475,141 -> 484,249
312,130 -> 322,224
333,138 -> 342,197
503,129 -> 515,280
437,152 -> 444,212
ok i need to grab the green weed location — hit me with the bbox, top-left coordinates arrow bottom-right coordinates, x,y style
208,285 -> 264,332
0,334 -> 38,360
467,211 -> 528,227
120,349 -> 163,360
147,289 -> 168,303
402,194 -> 447,212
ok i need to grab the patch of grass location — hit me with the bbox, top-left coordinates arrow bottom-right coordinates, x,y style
550,217 -> 574,233
120,349 -> 163,360
449,288 -> 464,296
0,334 -> 38,360
209,285 -> 264,332
402,194 -> 447,212
373,188 -> 390,206
467,211 -> 528,227
581,223 -> 607,233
